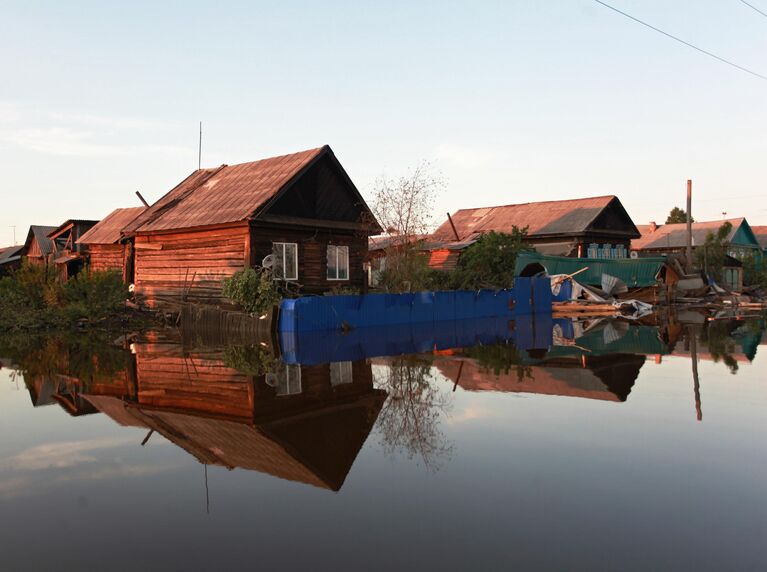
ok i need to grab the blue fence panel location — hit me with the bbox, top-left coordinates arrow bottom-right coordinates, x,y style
533,277 -> 553,313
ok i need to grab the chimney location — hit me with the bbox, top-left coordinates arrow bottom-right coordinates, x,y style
649,221 -> 657,233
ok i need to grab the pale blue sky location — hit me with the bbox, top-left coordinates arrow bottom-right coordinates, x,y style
2,0 -> 766,246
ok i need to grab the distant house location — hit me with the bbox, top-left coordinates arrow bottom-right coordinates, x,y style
752,225 -> 767,256
0,244 -> 24,276
47,219 -> 99,280
431,195 -> 640,260
632,218 -> 761,258
632,218 -> 762,292
22,225 -> 57,266
123,145 -> 381,307
77,207 -> 145,281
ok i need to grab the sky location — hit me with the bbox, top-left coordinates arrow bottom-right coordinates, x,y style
1,0 -> 766,247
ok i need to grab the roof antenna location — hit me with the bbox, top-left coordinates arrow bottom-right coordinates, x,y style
198,121 -> 202,170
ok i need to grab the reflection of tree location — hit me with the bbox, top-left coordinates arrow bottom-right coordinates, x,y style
700,321 -> 740,374
373,356 -> 453,472
461,341 -> 532,381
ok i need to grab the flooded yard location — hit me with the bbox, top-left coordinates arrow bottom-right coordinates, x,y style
0,317 -> 765,571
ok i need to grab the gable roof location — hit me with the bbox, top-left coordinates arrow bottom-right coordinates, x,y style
432,195 -> 638,241
125,146 -> 354,234
632,218 -> 758,251
77,207 -> 145,245
0,245 -> 24,262
751,225 -> 767,249
48,219 -> 100,239
24,225 -> 57,257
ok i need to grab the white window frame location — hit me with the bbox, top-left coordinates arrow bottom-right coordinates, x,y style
272,242 -> 298,281
326,244 -> 350,281
266,364 -> 302,396
330,361 -> 353,387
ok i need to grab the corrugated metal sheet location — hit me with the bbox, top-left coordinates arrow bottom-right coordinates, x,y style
77,207 -> 145,245
432,195 -> 627,240
125,146 -> 325,234
515,252 -> 667,288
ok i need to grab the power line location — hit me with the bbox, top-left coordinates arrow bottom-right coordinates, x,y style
739,0 -> 767,19
593,0 -> 767,82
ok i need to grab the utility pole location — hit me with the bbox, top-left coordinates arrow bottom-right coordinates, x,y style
198,121 -> 202,170
686,179 -> 693,272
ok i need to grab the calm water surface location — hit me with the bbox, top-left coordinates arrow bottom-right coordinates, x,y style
0,318 -> 765,571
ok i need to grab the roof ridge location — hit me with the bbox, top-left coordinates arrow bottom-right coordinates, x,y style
450,194 -> 616,214
213,145 -> 326,170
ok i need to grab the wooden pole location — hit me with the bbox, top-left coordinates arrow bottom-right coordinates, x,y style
135,191 -> 150,207
689,326 -> 702,421
447,212 -> 460,241
686,179 -> 693,272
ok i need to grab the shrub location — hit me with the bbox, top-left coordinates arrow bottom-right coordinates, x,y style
60,270 -> 129,322
450,229 -> 530,290
222,267 -> 282,315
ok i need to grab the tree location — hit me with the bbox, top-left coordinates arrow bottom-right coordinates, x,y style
696,222 -> 732,282
370,160 -> 444,237
370,161 -> 445,292
666,207 -> 693,224
450,229 -> 531,290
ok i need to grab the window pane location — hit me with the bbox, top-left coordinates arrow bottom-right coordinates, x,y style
330,361 -> 353,386
327,245 -> 338,279
272,243 -> 284,279
285,243 -> 297,280
339,246 -> 349,280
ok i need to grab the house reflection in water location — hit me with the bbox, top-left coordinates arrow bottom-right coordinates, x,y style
21,340 -> 386,492
434,353 -> 645,402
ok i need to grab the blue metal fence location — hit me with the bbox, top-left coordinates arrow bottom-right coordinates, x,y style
278,278 -> 552,334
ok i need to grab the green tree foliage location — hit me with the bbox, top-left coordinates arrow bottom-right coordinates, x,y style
222,267 -> 282,314
450,229 -> 530,290
666,207 -> 693,224
376,244 -> 445,293
741,251 -> 767,289
696,222 -> 732,282
0,263 -> 129,331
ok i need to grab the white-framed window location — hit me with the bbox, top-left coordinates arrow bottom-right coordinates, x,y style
272,242 -> 298,280
266,363 -> 302,396
587,243 -> 599,258
615,244 -> 627,258
330,361 -> 353,387
327,244 -> 349,280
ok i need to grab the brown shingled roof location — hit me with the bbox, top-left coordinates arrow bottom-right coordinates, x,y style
124,146 -> 327,234
77,207 -> 146,245
632,218 -> 746,251
432,195 -> 634,240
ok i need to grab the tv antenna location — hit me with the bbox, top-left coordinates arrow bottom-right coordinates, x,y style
198,121 -> 202,170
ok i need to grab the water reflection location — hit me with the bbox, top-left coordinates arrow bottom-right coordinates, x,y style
1,314 -> 765,493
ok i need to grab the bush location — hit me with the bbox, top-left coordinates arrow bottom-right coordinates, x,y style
450,229 -> 530,290
60,270 -> 129,322
222,267 -> 282,315
0,264 -> 130,330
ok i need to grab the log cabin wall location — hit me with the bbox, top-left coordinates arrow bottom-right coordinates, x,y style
134,224 -> 248,308
250,224 -> 367,294
88,244 -> 125,273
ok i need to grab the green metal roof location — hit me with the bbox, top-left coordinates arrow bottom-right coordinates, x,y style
515,252 -> 668,288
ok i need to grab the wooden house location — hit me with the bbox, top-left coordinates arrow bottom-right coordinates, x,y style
430,195 -> 640,263
751,225 -> 767,257
0,245 -> 24,276
77,207 -> 145,281
22,225 -> 57,266
47,219 -> 99,280
122,145 -> 382,307
79,340 -> 386,490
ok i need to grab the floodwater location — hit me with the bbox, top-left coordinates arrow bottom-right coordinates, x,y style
0,316 -> 765,571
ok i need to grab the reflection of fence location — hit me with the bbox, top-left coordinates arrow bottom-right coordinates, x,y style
180,303 -> 274,346
278,278 -> 551,334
